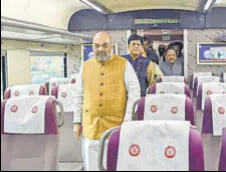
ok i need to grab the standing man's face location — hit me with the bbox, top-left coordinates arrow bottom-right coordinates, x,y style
143,40 -> 150,52
129,40 -> 143,56
93,32 -> 112,62
165,49 -> 177,64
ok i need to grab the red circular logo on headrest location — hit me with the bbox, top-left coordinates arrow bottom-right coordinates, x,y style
52,82 -> 56,87
29,91 -> 34,96
160,91 -> 165,94
207,90 -> 212,95
32,106 -> 38,114
129,144 -> 140,157
218,107 -> 225,115
171,107 -> 178,114
61,92 -> 67,98
14,91 -> 19,97
165,146 -> 176,159
11,105 -> 18,113
151,105 -> 158,113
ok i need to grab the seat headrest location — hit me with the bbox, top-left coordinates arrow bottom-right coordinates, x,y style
156,82 -> 185,94
192,72 -> 212,88
55,84 -> 77,112
202,95 -> 226,136
198,83 -> 226,110
1,96 -> 58,135
142,94 -> 187,121
115,121 -> 191,171
5,84 -> 45,99
161,76 -> 185,83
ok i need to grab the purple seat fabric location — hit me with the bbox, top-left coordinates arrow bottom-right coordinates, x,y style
51,87 -> 59,98
45,82 -> 49,95
1,98 -> 59,171
219,128 -> 226,171
202,97 -> 213,134
147,84 -> 191,98
136,96 -> 195,125
202,97 -> 223,171
4,85 -> 47,99
107,127 -> 204,171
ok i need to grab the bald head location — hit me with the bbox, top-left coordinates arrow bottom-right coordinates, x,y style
93,32 -> 112,43
93,32 -> 112,62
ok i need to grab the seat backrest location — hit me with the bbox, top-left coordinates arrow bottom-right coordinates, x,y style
219,128 -> 226,171
192,72 -> 212,89
51,84 -> 76,112
1,96 -> 59,171
4,84 -> 47,99
193,76 -> 220,98
148,83 -> 191,98
136,94 -> 194,125
105,121 -> 204,171
202,95 -> 226,136
157,76 -> 187,83
48,77 -> 72,95
197,83 -> 226,110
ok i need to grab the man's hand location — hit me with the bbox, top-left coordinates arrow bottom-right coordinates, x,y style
73,124 -> 82,140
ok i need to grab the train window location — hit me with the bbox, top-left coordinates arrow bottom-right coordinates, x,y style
30,52 -> 67,84
1,51 -> 7,100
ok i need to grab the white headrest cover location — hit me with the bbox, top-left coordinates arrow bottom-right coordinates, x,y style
10,85 -> 41,98
196,76 -> 220,96
49,78 -> 71,94
201,83 -> 226,110
144,94 -> 186,121
209,95 -> 226,136
117,121 -> 190,171
4,96 -> 50,134
57,84 -> 77,112
162,76 -> 184,83
156,83 -> 185,94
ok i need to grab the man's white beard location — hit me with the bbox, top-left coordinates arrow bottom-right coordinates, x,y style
96,55 -> 110,62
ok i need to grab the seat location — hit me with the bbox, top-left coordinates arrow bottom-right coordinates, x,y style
156,76 -> 188,84
99,121 -> 204,171
192,72 -> 212,90
147,82 -> 191,98
193,76 -> 220,117
135,94 -> 194,125
4,84 -> 47,99
219,128 -> 226,171
45,77 -> 72,95
193,76 -> 220,98
52,85 -> 83,165
1,96 -> 64,171
202,95 -> 226,171
196,83 -> 226,131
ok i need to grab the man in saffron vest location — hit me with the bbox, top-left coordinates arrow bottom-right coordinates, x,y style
121,34 -> 163,97
73,32 -> 140,171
